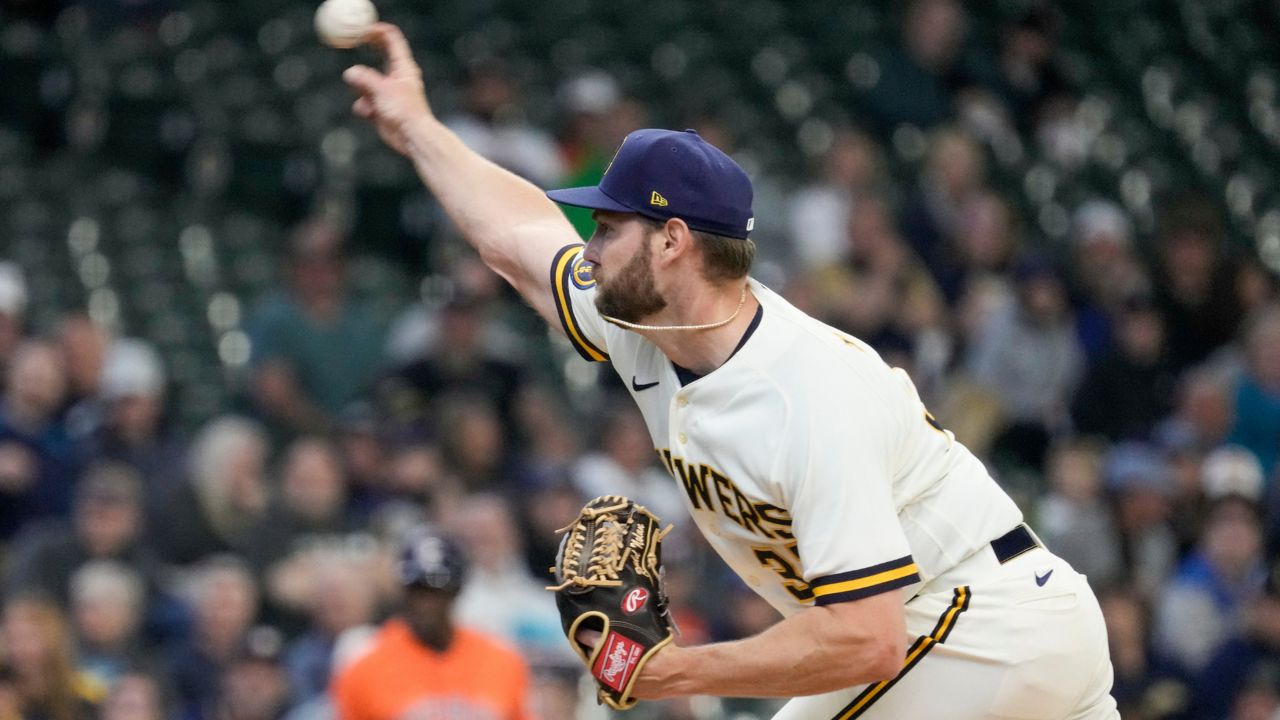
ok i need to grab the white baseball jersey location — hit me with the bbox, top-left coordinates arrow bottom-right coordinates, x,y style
550,244 -> 1024,617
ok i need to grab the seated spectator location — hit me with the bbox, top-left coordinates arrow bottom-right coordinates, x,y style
1230,304 -> 1280,481
331,525 -> 533,720
451,494 -> 568,664
1155,365 -> 1237,455
1156,491 -> 1266,674
0,262 -> 28,395
444,58 -> 566,189
88,338 -> 186,522
4,462 -> 161,608
901,127 -> 990,300
1197,564 -> 1280,720
571,402 -> 685,524
1034,439 -> 1123,588
168,556 -> 260,717
1,593 -> 105,720
247,221 -> 386,437
0,341 -> 80,540
69,561 -> 147,691
55,313 -> 109,439
1067,200 -> 1147,361
1152,193 -> 1244,371
100,672 -> 168,720
154,417 -> 269,565
786,129 -> 886,270
968,256 -> 1084,441
1105,443 -> 1180,597
376,292 -> 526,437
808,196 -> 946,366
1100,587 -> 1190,719
437,394 -> 509,492
991,5 -> 1073,136
284,554 -> 379,708
864,0 -> 984,132
1072,293 -> 1179,442
207,626 -> 293,720
242,437 -> 356,580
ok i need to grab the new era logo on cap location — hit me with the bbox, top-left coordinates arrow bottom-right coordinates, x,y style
547,128 -> 755,239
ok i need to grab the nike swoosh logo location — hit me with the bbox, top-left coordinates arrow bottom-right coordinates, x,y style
1035,570 -> 1053,587
631,377 -> 660,392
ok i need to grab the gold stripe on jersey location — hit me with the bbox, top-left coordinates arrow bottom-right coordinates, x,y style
831,586 -> 972,720
550,244 -> 608,362
810,556 -> 920,606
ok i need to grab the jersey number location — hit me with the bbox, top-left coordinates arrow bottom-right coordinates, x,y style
753,541 -> 814,602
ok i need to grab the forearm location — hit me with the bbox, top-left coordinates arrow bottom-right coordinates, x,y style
640,603 -> 904,699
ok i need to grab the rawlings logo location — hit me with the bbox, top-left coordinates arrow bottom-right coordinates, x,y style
622,587 -> 649,614
592,632 -> 644,691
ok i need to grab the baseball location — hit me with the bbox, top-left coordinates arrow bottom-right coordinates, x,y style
314,0 -> 378,49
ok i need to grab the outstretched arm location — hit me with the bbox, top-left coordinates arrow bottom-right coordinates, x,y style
343,23 -> 581,326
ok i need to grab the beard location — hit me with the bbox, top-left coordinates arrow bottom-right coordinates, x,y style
594,242 -> 667,323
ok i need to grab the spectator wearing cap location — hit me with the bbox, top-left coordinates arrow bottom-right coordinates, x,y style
1105,442 -> 1180,597
1072,292 -> 1179,442
331,525 -> 533,720
1229,304 -> 1280,482
1154,467 -> 1267,675
0,340 -> 82,540
0,262 -> 28,395
3,462 -> 161,609
202,626 -> 293,720
88,338 -> 186,523
246,220 -> 386,438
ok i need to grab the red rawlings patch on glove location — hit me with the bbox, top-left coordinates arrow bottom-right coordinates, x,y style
592,631 -> 645,692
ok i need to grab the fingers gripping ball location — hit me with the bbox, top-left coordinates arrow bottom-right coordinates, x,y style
315,0 -> 378,49
548,496 -> 676,710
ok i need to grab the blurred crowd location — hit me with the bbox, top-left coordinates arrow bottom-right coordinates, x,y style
1,0 -> 1280,719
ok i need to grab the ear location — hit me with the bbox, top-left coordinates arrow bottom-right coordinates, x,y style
653,218 -> 694,268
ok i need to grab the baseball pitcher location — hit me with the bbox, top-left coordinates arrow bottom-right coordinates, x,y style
344,23 -> 1118,719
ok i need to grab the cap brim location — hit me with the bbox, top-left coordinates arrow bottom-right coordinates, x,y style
546,185 -> 634,213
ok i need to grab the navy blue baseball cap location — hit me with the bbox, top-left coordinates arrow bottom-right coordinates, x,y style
397,524 -> 467,592
547,128 -> 755,239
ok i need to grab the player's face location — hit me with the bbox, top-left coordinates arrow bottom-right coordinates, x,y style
587,212 -> 667,323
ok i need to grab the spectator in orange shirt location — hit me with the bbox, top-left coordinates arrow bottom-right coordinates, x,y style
331,525 -> 533,720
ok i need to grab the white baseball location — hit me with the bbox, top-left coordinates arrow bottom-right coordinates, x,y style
314,0 -> 378,49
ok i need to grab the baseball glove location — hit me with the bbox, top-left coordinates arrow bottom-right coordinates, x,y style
547,495 -> 675,710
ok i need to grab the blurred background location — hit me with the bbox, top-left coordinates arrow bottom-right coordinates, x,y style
0,0 -> 1278,718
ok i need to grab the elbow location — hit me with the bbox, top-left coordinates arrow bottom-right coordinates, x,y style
863,634 -> 906,683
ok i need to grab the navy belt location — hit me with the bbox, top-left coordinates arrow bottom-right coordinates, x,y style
990,524 -> 1041,564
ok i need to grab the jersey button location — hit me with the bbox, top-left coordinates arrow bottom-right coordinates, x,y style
677,432 -> 688,444
676,395 -> 688,407
747,575 -> 761,586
